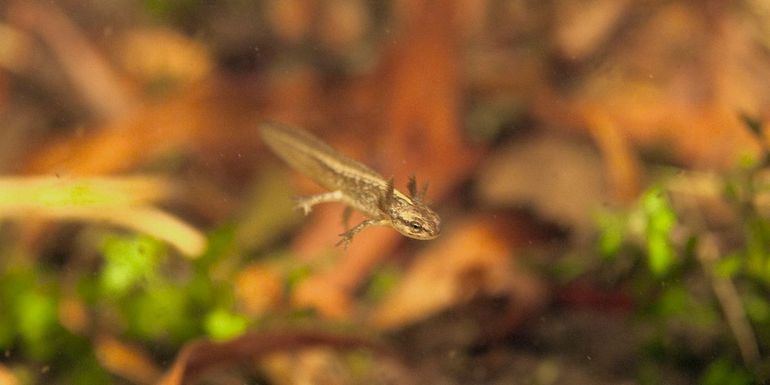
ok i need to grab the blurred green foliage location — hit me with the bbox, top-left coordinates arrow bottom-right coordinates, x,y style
598,158 -> 770,383
204,308 -> 249,341
364,265 -> 402,303
0,266 -> 60,360
0,263 -> 110,382
100,234 -> 165,297
640,187 -> 678,277
0,223 -> 256,382
0,169 -> 310,382
701,358 -> 753,385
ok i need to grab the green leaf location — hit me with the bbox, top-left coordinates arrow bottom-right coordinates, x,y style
744,217 -> 770,282
365,266 -> 401,302
0,309 -> 14,348
701,357 -> 753,385
745,293 -> 770,323
128,285 -> 191,341
714,254 -> 742,279
642,188 -> 677,276
736,152 -> 758,170
195,224 -> 236,271
69,353 -> 112,384
596,211 -> 626,258
100,235 -> 165,296
204,308 -> 248,341
15,290 -> 58,359
286,264 -> 312,291
655,285 -> 688,317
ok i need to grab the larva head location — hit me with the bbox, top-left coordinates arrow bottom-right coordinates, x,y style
390,201 -> 441,240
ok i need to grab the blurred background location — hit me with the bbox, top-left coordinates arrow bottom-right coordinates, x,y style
1,0 -> 770,383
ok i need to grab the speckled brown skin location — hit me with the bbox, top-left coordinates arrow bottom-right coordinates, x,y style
259,122 -> 440,246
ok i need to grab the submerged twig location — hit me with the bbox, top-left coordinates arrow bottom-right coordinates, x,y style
697,234 -> 760,366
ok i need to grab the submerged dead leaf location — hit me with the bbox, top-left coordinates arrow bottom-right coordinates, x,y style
235,263 -> 284,317
11,0 -> 262,178
553,0 -> 632,61
0,364 -> 18,385
57,296 -> 89,335
261,348 -> 353,385
115,27 -> 212,87
476,132 -> 607,241
0,22 -> 34,74
95,336 -> 162,385
534,2 -> 770,170
379,0 -> 478,193
8,0 -> 138,119
156,331 -> 395,385
371,214 -> 547,331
